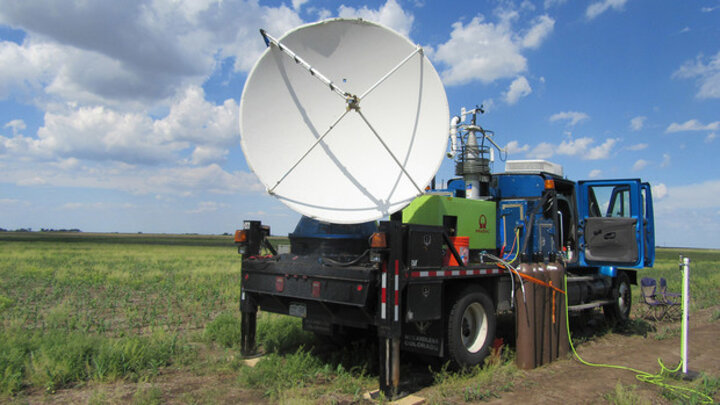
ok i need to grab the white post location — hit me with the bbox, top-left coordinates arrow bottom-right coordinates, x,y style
681,256 -> 690,374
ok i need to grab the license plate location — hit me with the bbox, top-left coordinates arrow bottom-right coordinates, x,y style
289,303 -> 307,318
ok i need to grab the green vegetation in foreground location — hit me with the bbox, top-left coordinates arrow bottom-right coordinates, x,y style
426,349 -> 519,404
647,248 -> 720,312
604,374 -> 720,405
0,232 -> 371,401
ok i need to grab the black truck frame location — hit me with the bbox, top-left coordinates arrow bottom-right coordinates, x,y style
238,219 -> 514,395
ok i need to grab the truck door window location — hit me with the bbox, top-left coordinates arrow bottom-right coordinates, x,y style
588,186 -> 631,218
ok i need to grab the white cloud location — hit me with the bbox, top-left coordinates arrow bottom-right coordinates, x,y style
2,86 -> 238,165
506,140 -> 530,154
0,0 -> 303,107
706,132 -> 717,143
626,143 -> 648,151
521,15 -> 555,49
586,0 -> 628,20
481,98 -> 496,113
2,160 -> 263,196
313,8 -> 332,20
0,40 -> 62,99
528,142 -> 555,159
557,137 -> 594,156
185,201 -> 228,214
588,169 -> 602,178
586,138 -> 617,159
549,111 -> 589,127
291,0 -> 308,11
4,119 -> 26,136
630,116 -> 646,131
632,159 -> 647,171
337,0 -> 414,37
17,176 -> 47,186
544,0 -> 568,8
504,76 -> 532,104
653,180 -> 720,248
654,183 -> 668,199
526,137 -> 617,160
431,13 -> 554,85
673,51 -> 720,99
660,153 -> 670,168
665,119 -> 720,133
655,180 -> 720,210
61,202 -> 109,210
190,145 -> 228,166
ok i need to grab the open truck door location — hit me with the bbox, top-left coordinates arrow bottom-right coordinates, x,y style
577,179 -> 654,268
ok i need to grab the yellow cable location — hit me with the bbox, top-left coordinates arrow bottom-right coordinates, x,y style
563,275 -> 713,403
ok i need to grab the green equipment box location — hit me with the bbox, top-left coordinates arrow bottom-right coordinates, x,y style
402,195 -> 497,250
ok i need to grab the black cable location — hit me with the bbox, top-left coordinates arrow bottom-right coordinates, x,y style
320,250 -> 369,267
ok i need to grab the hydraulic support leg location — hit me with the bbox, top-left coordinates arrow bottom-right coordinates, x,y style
379,337 -> 401,397
240,291 -> 258,356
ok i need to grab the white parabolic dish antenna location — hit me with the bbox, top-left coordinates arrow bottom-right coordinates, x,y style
240,19 -> 449,224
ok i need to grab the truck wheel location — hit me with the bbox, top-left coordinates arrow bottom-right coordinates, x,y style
604,272 -> 632,324
447,287 -> 496,368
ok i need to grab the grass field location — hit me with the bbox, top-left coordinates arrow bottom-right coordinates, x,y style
0,232 -> 718,403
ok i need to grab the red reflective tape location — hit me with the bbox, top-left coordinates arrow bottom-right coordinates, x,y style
395,260 -> 399,275
411,271 -> 420,278
381,288 -> 387,303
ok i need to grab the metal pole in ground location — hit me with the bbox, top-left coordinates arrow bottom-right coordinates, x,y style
677,256 -> 699,380
681,256 -> 690,375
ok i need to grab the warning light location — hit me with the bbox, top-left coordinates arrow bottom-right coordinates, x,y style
370,232 -> 387,248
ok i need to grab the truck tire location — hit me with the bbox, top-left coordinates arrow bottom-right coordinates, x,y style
604,272 -> 632,324
447,287 -> 496,368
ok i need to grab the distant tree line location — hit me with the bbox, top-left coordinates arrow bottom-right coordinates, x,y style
0,228 -> 82,232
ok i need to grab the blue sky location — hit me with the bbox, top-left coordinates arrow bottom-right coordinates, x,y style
0,0 -> 718,248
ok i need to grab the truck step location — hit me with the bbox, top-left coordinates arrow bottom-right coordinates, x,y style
568,299 -> 614,311
566,276 -> 596,282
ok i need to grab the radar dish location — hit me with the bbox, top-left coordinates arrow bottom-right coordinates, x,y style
240,18 -> 449,224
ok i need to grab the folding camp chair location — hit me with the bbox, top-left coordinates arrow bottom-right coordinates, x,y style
658,277 -> 682,319
639,277 -> 668,321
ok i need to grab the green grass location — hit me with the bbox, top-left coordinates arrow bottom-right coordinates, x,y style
425,347 -> 520,404
0,327 -> 183,394
603,382 -> 651,405
0,233 -> 240,396
238,347 -> 373,402
0,232 -> 371,402
646,248 -> 720,311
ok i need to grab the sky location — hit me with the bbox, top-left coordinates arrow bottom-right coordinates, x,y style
0,0 -> 718,248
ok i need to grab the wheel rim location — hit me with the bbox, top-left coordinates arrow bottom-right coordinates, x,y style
460,302 -> 488,353
618,282 -> 631,316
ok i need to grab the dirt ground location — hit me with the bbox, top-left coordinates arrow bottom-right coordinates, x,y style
483,307 -> 720,404
14,307 -> 720,404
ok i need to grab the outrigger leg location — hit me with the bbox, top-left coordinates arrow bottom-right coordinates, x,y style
240,291 -> 258,356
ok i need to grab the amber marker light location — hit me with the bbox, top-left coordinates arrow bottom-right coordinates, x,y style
544,179 -> 555,190
234,229 -> 248,243
370,232 -> 387,248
